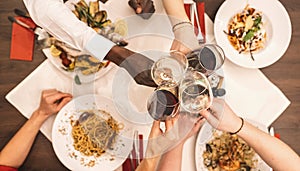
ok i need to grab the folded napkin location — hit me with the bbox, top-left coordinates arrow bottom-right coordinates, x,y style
184,2 -> 206,42
10,16 -> 36,61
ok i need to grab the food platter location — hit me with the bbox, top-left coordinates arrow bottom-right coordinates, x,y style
195,120 -> 271,171
43,48 -> 112,83
52,94 -> 133,171
214,0 -> 291,68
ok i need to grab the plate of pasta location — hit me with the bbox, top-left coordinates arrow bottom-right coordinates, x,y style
52,94 -> 133,171
214,0 -> 291,68
195,120 -> 271,171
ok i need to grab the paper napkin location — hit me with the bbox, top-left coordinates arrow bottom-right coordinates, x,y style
10,16 -> 36,61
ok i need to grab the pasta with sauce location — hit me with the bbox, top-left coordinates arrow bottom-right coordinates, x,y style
225,4 -> 266,60
71,110 -> 123,157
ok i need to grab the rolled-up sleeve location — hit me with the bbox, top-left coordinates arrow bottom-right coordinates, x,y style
23,0 -> 115,61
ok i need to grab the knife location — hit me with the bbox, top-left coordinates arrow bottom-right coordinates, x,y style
8,16 -> 50,42
14,8 -> 31,18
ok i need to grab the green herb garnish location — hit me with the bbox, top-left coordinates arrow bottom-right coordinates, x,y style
253,16 -> 262,27
243,30 -> 255,42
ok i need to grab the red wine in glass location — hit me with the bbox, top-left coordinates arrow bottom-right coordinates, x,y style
147,89 -> 179,121
187,44 -> 224,75
199,47 -> 217,70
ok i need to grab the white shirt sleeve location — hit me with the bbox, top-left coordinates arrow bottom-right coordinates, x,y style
23,0 -> 115,61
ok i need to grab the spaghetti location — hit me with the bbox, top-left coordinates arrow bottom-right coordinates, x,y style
71,110 -> 123,157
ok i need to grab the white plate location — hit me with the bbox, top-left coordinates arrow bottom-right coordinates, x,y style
214,0 -> 291,68
195,120 -> 271,171
52,94 -> 133,171
42,48 -> 112,83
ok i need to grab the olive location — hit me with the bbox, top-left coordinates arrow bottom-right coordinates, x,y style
206,144 -> 213,153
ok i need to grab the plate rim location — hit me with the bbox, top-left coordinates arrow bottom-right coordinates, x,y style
214,0 -> 292,69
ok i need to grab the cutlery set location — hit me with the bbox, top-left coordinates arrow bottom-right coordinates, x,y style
8,9 -> 49,40
184,1 -> 205,44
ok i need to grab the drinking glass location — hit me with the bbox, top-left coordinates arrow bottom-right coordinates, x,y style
147,87 -> 179,121
179,68 -> 213,116
187,44 -> 225,76
151,51 -> 188,88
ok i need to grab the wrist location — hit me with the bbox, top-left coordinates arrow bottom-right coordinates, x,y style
173,24 -> 199,50
230,117 -> 244,135
29,110 -> 49,127
104,46 -> 134,66
137,156 -> 160,171
172,21 -> 193,32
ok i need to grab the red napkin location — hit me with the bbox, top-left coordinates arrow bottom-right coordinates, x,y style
10,16 -> 36,61
184,2 -> 206,42
275,133 -> 281,139
0,165 -> 18,171
122,134 -> 143,171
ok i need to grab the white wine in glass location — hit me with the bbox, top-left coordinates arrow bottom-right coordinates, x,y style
151,51 -> 188,88
179,69 -> 213,114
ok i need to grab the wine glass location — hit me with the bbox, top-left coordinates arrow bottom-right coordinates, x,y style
147,87 -> 179,121
179,68 -> 213,117
151,51 -> 188,88
187,44 -> 225,76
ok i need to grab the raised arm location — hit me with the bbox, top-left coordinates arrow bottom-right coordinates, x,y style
156,116 -> 204,171
201,99 -> 300,171
162,0 -> 189,24
162,0 -> 199,54
0,89 -> 72,168
23,0 -> 157,87
23,0 -> 115,61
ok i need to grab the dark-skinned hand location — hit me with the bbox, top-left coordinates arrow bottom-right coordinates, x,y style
128,0 -> 155,19
104,45 -> 157,87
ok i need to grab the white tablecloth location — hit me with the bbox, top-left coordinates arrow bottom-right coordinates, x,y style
6,0 -> 290,170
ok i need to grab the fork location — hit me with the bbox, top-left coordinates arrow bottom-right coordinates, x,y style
133,130 -> 140,166
192,3 -> 205,44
